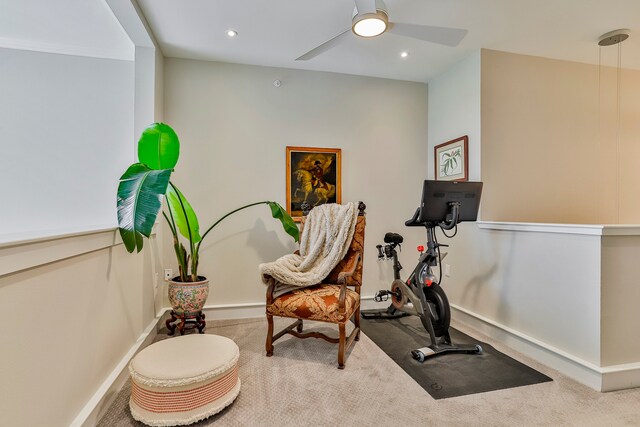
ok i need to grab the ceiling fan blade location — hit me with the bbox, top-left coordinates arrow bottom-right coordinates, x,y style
389,23 -> 468,47
354,0 -> 376,14
295,28 -> 351,61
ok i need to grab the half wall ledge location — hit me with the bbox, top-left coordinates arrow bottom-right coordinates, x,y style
460,220 -> 640,391
477,221 -> 640,236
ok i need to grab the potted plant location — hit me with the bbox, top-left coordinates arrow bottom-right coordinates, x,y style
117,123 -> 298,333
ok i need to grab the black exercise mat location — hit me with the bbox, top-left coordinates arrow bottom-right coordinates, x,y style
360,314 -> 552,399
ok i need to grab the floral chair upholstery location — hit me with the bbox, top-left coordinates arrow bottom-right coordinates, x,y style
265,202 -> 366,369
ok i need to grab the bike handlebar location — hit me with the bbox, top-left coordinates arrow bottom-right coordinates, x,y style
405,203 -> 461,230
405,207 -> 422,227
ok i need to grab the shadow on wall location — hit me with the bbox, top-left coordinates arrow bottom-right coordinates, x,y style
461,264 -> 498,308
496,233 -> 518,325
196,219 -> 293,258
460,231 -> 517,325
246,218 -> 294,261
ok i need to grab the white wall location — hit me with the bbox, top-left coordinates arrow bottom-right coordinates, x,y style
600,235 -> 640,366
424,52 -> 484,356
452,224 -> 602,365
427,50 -> 481,181
0,46 -> 159,425
0,47 -> 135,241
428,49 -> 640,391
162,58 -> 429,305
0,3 -> 165,425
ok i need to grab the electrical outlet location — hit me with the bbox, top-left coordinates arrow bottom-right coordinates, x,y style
164,269 -> 173,280
444,263 -> 451,277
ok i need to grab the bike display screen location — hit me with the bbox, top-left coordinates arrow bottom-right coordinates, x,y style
419,180 -> 483,223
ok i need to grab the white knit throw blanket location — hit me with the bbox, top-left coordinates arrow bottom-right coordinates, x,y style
259,202 -> 358,296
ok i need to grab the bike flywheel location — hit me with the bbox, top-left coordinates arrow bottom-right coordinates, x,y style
390,280 -> 408,310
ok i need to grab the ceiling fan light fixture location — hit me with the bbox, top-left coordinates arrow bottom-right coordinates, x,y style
352,10 -> 388,38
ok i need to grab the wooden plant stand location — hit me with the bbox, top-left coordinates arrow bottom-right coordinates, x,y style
166,310 -> 206,335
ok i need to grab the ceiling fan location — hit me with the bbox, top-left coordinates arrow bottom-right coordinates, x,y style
296,0 -> 468,61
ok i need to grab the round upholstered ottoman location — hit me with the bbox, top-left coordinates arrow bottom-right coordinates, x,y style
129,334 -> 240,426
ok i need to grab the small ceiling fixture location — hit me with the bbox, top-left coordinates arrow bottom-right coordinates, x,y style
226,30 -> 237,38
400,51 -> 409,58
352,3 -> 388,38
598,29 -> 629,46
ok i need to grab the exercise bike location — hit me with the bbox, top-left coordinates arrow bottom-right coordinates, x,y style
362,180 -> 483,362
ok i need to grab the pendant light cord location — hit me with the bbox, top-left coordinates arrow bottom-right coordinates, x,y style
615,41 -> 622,223
597,46 -> 602,223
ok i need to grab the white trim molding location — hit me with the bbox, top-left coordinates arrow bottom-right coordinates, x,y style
0,38 -> 133,61
451,304 -> 640,392
72,302 -> 265,426
71,297 -> 640,426
477,221 -> 640,236
0,226 -> 160,278
72,310 -> 169,427
0,228 -> 121,278
202,302 -> 266,321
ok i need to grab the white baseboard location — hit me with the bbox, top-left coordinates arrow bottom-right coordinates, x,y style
363,295 -> 640,392
450,304 -> 640,392
71,310 -> 169,427
73,297 -> 640,426
202,302 -> 266,321
74,298 -> 383,426
601,362 -> 640,392
71,303 -> 266,427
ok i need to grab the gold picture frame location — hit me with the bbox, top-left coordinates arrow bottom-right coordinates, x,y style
286,146 -> 341,221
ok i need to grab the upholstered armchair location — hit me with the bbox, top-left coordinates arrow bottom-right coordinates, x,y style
264,202 -> 366,369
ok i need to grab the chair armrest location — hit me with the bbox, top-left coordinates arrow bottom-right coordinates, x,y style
336,251 -> 362,313
265,276 -> 276,305
337,251 -> 362,285
265,248 -> 299,303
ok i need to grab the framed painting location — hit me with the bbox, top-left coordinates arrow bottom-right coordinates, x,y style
434,136 -> 468,181
286,146 -> 341,221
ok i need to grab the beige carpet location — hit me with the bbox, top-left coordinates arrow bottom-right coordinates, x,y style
98,318 -> 640,426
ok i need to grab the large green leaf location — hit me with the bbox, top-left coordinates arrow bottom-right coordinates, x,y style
166,184 -> 202,244
117,163 -> 172,253
268,202 -> 299,242
138,123 -> 180,170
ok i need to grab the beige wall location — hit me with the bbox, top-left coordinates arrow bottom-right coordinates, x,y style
481,49 -> 640,224
162,58 -> 429,304
0,233 -> 158,427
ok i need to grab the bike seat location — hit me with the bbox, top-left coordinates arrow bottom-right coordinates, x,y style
384,232 -> 404,244
405,207 -> 426,227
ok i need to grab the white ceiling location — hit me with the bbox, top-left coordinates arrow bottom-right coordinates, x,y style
0,0 -> 133,60
137,0 -> 640,83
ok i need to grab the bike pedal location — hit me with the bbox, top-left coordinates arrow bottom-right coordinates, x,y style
374,290 -> 391,302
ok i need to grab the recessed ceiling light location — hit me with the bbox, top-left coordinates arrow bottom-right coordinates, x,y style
400,51 -> 409,58
227,30 -> 237,38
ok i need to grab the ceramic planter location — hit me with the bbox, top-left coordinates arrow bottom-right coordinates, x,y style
167,276 -> 209,315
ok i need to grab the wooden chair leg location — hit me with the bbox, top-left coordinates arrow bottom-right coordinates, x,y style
266,313 -> 274,356
338,323 -> 346,369
354,306 -> 361,341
